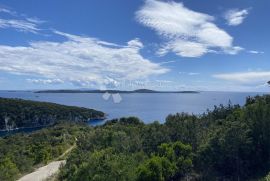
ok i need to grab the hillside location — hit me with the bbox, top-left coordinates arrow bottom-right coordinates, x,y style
1,95 -> 270,180
57,95 -> 270,181
0,97 -> 105,130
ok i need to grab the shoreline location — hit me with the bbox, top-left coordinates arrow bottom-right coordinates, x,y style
0,117 -> 106,133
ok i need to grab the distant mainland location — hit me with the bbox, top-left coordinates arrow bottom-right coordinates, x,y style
35,89 -> 200,94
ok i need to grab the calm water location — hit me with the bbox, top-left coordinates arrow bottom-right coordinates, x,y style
0,91 -> 267,124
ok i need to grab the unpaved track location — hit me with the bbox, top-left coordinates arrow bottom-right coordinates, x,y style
18,160 -> 65,181
17,143 -> 76,181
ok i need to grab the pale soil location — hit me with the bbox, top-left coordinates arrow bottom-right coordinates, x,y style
17,160 -> 66,181
17,143 -> 76,181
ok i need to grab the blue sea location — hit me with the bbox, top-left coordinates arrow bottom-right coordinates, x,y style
1,90 -> 268,136
0,91 -> 267,124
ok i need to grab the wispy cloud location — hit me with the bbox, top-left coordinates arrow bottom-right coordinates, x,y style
0,7 -> 16,16
136,0 -> 242,58
26,17 -> 46,24
27,78 -> 64,84
248,50 -> 264,54
0,18 -> 40,33
0,7 -> 43,33
188,72 -> 200,76
159,60 -> 176,65
224,9 -> 249,26
0,31 -> 168,87
213,71 -> 270,83
179,72 -> 200,76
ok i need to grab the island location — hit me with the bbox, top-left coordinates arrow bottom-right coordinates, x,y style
35,89 -> 200,94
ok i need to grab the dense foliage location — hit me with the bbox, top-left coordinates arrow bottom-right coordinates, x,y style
1,95 -> 270,181
0,123 -> 87,180
59,95 -> 270,181
0,97 -> 104,130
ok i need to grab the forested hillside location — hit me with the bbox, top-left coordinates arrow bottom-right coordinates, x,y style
59,95 -> 270,181
0,98 -> 104,130
0,95 -> 270,181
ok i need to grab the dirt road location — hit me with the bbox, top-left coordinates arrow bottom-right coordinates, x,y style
17,143 -> 76,181
18,160 -> 65,181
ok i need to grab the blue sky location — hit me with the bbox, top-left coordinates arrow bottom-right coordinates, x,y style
0,0 -> 269,91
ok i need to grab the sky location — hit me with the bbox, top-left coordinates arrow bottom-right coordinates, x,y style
0,0 -> 269,92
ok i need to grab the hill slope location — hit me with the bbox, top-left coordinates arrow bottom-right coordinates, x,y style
0,97 -> 105,130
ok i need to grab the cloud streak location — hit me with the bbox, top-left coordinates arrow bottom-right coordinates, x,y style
213,71 -> 270,83
179,72 -> 200,76
0,7 -> 16,16
136,0 -> 242,57
0,18 -> 40,33
248,50 -> 264,54
0,7 -> 43,33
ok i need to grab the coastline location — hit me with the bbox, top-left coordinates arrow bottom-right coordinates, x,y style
0,116 -> 106,136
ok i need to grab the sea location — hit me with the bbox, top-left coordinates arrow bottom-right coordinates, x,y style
0,90 -> 268,136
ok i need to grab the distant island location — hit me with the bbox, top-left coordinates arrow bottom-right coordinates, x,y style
35,89 -> 200,94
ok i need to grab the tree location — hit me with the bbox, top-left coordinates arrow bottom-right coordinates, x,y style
0,157 -> 19,181
158,142 -> 193,179
136,156 -> 176,181
69,148 -> 140,181
136,141 -> 193,181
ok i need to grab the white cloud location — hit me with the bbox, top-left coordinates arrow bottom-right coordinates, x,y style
160,40 -> 208,57
188,72 -> 200,76
136,0 -> 242,57
159,60 -> 175,65
179,72 -> 200,76
26,17 -> 45,24
0,7 -> 16,16
0,31 -> 169,87
0,8 -> 10,13
0,7 -> 44,33
27,78 -> 64,84
224,9 -> 249,26
213,71 -> 270,83
224,46 -> 244,55
0,18 -> 40,33
127,38 -> 144,49
248,50 -> 264,54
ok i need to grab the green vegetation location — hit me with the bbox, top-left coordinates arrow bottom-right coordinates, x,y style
0,97 -> 104,130
59,95 -> 270,181
1,95 -> 270,180
261,172 -> 270,181
0,123 -> 86,180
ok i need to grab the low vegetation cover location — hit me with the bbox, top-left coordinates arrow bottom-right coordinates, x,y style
0,95 -> 270,180
0,97 -> 104,130
0,123 -> 87,180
